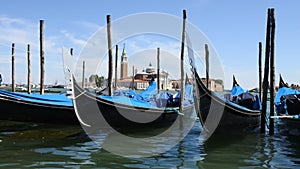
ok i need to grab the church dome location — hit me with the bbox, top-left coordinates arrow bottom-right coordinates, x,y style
145,62 -> 155,73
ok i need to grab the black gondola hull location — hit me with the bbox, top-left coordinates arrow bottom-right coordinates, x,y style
0,94 -> 78,124
194,72 -> 261,133
73,80 -> 195,132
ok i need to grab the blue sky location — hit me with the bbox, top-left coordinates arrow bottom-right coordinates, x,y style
0,0 -> 299,89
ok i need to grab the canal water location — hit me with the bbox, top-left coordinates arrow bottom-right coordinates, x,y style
0,118 -> 300,168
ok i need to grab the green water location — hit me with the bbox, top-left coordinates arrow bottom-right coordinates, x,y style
0,119 -> 300,168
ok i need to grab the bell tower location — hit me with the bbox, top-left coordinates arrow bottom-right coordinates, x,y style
120,44 -> 128,80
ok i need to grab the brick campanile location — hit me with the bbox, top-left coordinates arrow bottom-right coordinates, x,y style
120,44 -> 128,80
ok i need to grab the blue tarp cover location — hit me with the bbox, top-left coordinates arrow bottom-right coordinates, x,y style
101,81 -> 158,108
231,85 -> 245,96
275,87 -> 300,105
100,82 -> 193,109
0,89 -> 72,106
113,81 -> 158,102
225,84 -> 261,110
139,81 -> 158,101
100,95 -> 157,108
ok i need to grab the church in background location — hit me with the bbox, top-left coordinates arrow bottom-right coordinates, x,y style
116,44 -> 223,92
117,44 -> 171,90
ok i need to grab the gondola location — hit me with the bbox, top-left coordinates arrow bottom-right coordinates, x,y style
0,48 -> 79,125
183,33 -> 261,133
274,75 -> 300,126
194,72 -> 261,133
0,89 -> 78,124
72,77 -> 196,133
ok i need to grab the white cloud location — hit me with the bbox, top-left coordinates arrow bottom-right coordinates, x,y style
72,21 -> 101,32
60,30 -> 87,47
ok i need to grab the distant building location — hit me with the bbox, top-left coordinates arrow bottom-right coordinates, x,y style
118,62 -> 172,90
116,44 -> 224,91
78,77 -> 98,89
201,78 -> 224,92
117,44 -> 172,90
118,78 -> 149,90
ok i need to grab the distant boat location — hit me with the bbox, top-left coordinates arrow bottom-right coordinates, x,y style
0,89 -> 77,124
194,72 -> 261,133
274,75 -> 300,126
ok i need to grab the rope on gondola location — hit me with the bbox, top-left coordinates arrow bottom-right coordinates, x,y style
165,107 -> 184,115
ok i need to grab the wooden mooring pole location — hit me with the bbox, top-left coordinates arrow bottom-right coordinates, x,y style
68,48 -> 73,86
157,47 -> 160,93
180,9 -> 187,112
131,65 -> 135,89
82,61 -> 85,88
258,42 -> 262,102
114,45 -> 118,90
269,8 -> 276,135
106,15 -> 113,96
11,43 -> 15,92
205,44 -> 209,89
27,44 -> 31,94
261,9 -> 271,133
40,20 -> 45,95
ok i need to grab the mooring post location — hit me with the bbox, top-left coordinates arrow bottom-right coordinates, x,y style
114,45 -> 118,90
106,15 -> 113,96
205,44 -> 210,89
157,47 -> 160,93
27,44 -> 31,94
40,20 -> 45,95
269,8 -> 276,135
67,48 -> 73,86
258,42 -> 262,101
261,9 -> 272,133
180,10 -> 187,112
11,43 -> 15,92
82,61 -> 85,88
131,65 -> 135,89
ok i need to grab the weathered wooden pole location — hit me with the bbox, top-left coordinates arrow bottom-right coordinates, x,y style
258,42 -> 262,101
180,10 -> 187,112
261,9 -> 271,133
27,44 -> 31,94
131,65 -> 135,89
40,20 -> 45,95
157,47 -> 160,93
205,44 -> 209,89
114,45 -> 118,90
82,61 -> 85,88
106,15 -> 113,96
11,43 -> 15,92
269,8 -> 276,135
67,48 -> 73,86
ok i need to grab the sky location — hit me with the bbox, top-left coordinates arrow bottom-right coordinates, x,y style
0,0 -> 299,89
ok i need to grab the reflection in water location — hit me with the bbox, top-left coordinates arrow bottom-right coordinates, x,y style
1,119 -> 300,168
